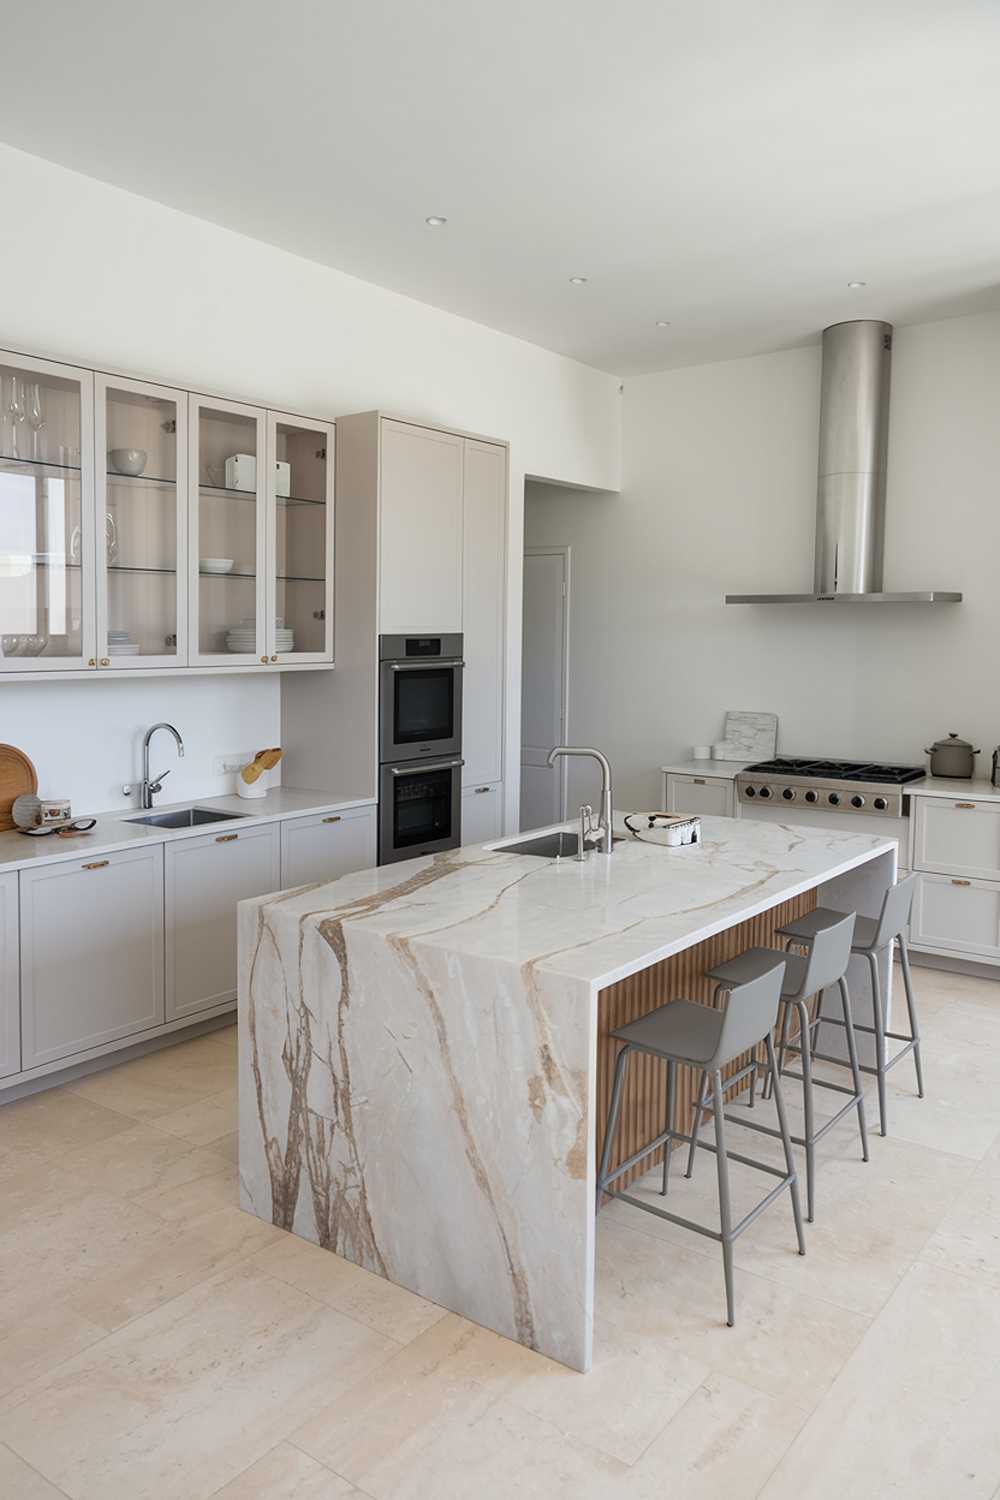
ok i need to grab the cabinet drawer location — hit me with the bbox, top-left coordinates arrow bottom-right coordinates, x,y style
20,846 -> 164,1069
910,871 -> 1000,960
280,805 -> 376,889
166,823 -> 280,1020
462,782 -> 503,845
913,797 -> 1000,881
664,774 -> 733,818
0,871 -> 19,1078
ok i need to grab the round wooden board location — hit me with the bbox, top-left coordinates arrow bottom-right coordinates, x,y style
0,745 -> 38,832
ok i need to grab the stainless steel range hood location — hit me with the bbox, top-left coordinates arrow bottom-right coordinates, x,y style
726,320 -> 961,605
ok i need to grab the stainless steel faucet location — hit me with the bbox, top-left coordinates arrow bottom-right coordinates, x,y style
546,746 -> 614,855
125,722 -> 186,809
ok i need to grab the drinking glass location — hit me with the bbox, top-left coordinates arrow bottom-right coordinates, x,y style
27,382 -> 45,461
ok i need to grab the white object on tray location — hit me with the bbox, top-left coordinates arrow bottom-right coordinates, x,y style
721,710 -> 778,760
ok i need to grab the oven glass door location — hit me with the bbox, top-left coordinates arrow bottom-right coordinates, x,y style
395,667 -> 456,746
380,759 -> 462,863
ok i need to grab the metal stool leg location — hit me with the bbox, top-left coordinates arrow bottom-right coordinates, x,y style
764,998 -> 792,1101
661,1058 -> 676,1195
766,1034 -> 806,1256
685,1069 -> 710,1178
796,998 -> 817,1223
597,1045 -> 631,1210
838,976 -> 869,1163
711,1068 -> 736,1326
868,951 -> 889,1137
898,934 -> 925,1098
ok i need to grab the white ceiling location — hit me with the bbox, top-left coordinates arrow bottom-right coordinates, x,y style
3,0 -> 1000,375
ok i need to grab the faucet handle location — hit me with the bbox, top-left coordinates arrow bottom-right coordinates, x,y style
148,768 -> 171,793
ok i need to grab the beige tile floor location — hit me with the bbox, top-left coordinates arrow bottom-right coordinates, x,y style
1,964 -> 999,1498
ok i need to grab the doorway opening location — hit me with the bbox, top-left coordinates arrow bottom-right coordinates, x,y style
520,545 -> 570,832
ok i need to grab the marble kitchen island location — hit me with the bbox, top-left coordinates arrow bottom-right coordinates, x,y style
239,815 -> 897,1371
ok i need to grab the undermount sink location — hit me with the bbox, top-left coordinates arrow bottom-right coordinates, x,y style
125,806 -> 248,829
498,831 -> 624,859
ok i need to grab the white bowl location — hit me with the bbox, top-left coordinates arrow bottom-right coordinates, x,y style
200,558 -> 235,574
108,448 -> 147,477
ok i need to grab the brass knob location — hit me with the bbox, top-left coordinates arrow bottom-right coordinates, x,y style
87,657 -> 97,667
100,657 -> 110,666
260,655 -> 268,663
270,654 -> 278,663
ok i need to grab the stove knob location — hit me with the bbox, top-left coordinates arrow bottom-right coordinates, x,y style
828,792 -> 841,806
758,786 -> 772,800
850,795 -> 865,808
782,787 -> 795,800
744,785 -> 756,798
873,796 -> 887,811
804,789 -> 818,803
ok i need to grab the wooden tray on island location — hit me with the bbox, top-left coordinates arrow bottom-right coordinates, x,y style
0,744 -> 38,831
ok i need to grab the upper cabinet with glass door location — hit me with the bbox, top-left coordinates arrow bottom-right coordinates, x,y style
266,412 -> 334,664
0,352 -> 96,673
188,396 -> 267,666
96,375 -> 187,669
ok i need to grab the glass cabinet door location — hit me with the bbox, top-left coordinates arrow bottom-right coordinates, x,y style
96,375 -> 187,669
266,412 -> 334,664
189,396 -> 266,665
0,351 -> 95,672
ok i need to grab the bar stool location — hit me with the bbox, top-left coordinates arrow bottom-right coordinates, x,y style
597,965 -> 805,1328
686,911 -> 868,1222
776,873 -> 923,1137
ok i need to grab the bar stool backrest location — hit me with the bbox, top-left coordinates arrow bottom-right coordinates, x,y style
873,872 -> 917,950
798,910 -> 856,997
714,962 -> 787,1069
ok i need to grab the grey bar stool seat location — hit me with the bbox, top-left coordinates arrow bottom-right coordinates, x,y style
597,965 -> 805,1328
775,872 -> 923,1136
687,910 -> 869,1222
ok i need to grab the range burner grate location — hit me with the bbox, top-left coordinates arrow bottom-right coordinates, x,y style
744,757 -> 924,785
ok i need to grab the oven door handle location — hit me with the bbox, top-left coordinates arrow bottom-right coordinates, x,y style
388,659 -> 466,671
391,759 -> 464,776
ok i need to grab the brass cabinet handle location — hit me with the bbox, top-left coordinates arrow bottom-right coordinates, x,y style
216,833 -> 238,843
322,815 -> 341,824
87,657 -> 97,667
100,657 -> 110,666
955,802 -> 976,809
270,655 -> 278,663
693,777 -> 706,785
260,655 -> 268,663
474,786 -> 490,794
83,860 -> 109,870
951,878 -> 971,886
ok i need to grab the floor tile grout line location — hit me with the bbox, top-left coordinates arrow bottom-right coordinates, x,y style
0,1440 -> 74,1499
249,1252 -> 452,1350
285,1435 -> 381,1497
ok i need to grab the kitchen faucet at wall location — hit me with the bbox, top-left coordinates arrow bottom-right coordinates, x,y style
123,722 -> 185,809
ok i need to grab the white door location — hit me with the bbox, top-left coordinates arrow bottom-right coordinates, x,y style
19,846 -> 164,1069
461,439 -> 506,788
280,805 -> 376,888
520,547 -> 569,831
165,823 -> 280,1019
379,419 -> 463,635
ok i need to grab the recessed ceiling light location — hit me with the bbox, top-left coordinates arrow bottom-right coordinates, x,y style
655,320 -> 671,327
569,275 -> 588,285
424,215 -> 448,227
847,280 -> 867,289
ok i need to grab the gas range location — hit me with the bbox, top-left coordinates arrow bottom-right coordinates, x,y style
736,757 -> 925,817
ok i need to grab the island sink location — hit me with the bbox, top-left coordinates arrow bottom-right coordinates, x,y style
497,831 -> 624,858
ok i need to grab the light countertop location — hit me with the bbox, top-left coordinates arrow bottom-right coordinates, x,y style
0,787 -> 376,875
905,775 -> 1000,804
660,760 -> 753,779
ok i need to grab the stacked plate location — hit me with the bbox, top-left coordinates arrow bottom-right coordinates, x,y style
108,630 -> 141,657
226,619 -> 294,654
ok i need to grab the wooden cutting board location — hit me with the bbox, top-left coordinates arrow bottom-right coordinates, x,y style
0,745 -> 38,832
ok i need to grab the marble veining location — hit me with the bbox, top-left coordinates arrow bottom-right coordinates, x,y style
239,816 -> 896,1369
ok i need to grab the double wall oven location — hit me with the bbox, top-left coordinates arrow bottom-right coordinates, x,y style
378,633 -> 464,864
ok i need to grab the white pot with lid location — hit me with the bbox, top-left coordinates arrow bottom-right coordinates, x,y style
925,732 -> 981,779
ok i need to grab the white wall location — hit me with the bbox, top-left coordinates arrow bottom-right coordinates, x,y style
526,310 -> 1000,810
0,144 -> 621,817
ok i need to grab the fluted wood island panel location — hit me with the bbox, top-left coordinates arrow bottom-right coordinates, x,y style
239,817 -> 896,1372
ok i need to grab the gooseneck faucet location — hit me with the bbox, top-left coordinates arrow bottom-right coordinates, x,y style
136,722 -> 185,809
546,746 -> 614,855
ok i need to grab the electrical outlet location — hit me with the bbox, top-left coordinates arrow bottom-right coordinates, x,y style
214,753 -> 252,775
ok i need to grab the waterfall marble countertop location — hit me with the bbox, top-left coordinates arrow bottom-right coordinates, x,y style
239,814 -> 897,1372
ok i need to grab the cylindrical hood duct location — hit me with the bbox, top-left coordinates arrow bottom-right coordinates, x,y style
814,320 -> 892,595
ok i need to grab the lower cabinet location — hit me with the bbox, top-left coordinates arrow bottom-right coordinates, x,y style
280,804 -> 377,888
910,870 -> 1000,962
0,872 -> 20,1078
19,846 -> 165,1069
462,781 -> 503,845
165,823 -> 280,1020
663,773 -> 735,818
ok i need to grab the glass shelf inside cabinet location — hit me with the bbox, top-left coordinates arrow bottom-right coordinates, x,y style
104,384 -> 182,659
0,454 -> 82,476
